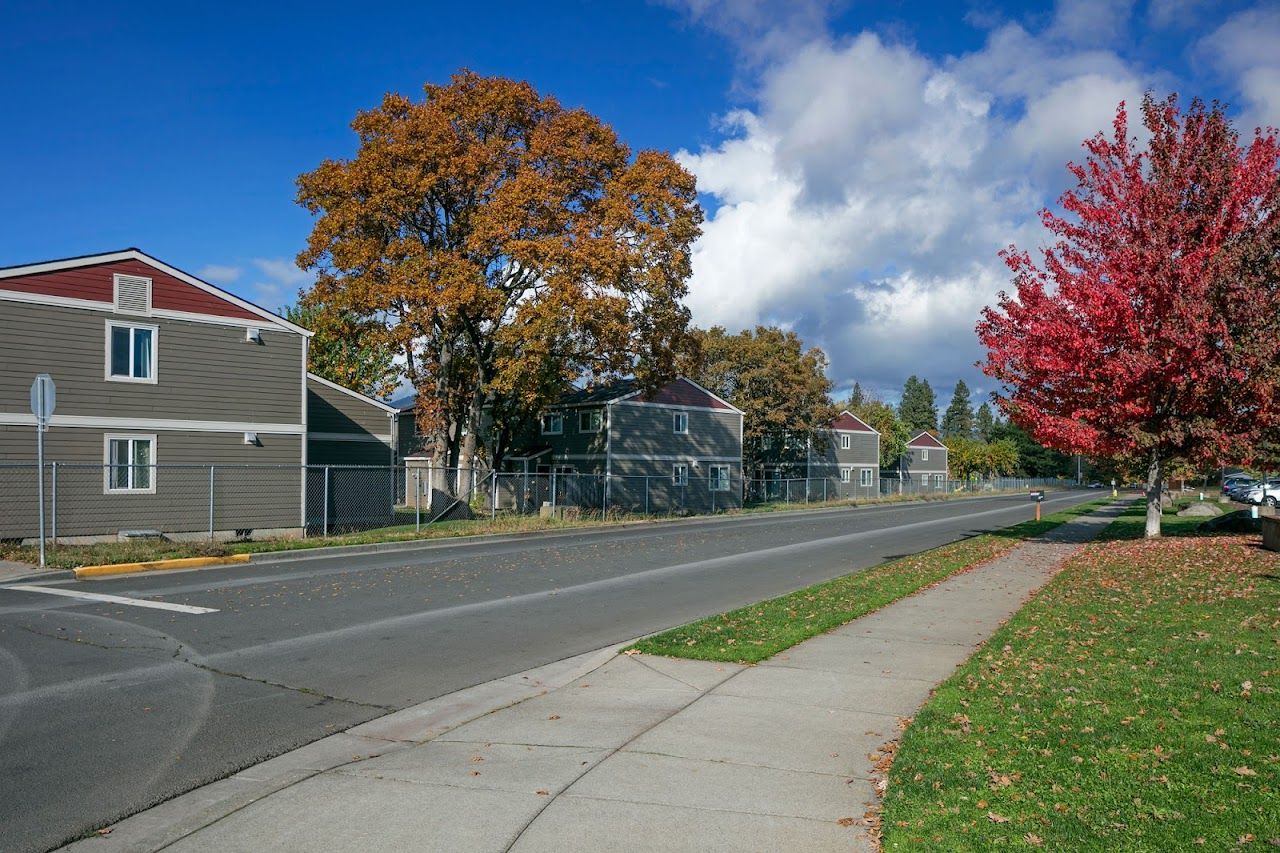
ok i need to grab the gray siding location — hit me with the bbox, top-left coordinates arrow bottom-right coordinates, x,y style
307,377 -> 393,437
609,403 -> 741,460
307,438 -> 394,467
0,300 -> 304,425
0,425 -> 302,539
537,405 -> 609,471
900,445 -> 948,476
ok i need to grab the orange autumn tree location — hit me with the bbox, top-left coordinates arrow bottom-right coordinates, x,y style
296,71 -> 702,477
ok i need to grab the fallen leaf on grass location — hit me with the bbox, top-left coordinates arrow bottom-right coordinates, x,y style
1234,766 -> 1257,777
988,812 -> 1011,824
1025,833 -> 1043,846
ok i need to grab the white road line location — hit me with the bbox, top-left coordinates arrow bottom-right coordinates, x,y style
3,585 -> 218,614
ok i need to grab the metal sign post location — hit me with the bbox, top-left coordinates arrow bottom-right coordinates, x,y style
30,374 -> 56,567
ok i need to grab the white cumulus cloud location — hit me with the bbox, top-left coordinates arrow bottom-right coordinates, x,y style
677,17 -> 1147,401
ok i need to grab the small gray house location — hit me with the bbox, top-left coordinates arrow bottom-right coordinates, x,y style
511,377 -> 744,513
807,411 -> 881,497
891,431 -> 949,487
0,249 -> 397,541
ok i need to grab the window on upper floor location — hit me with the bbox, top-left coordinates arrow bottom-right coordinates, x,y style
673,411 -> 688,435
580,409 -> 603,433
541,413 -> 563,435
761,435 -> 772,450
840,434 -> 851,450
106,321 -> 157,383
921,448 -> 929,461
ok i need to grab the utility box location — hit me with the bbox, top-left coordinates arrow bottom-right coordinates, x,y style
1262,516 -> 1280,552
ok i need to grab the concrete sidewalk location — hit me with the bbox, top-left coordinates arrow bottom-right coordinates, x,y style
66,502 -> 1125,853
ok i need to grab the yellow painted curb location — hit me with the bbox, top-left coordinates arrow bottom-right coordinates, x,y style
74,553 -> 252,578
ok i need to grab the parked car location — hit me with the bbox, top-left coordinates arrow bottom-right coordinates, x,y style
1226,479 -> 1261,500
1242,482 -> 1280,506
1222,474 -> 1254,494
1086,482 -> 1103,488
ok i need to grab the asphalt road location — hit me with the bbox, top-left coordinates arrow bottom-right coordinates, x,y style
0,490 -> 1096,852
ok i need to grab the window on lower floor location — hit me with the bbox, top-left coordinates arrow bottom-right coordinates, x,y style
935,473 -> 945,486
672,463 -> 689,486
840,467 -> 852,483
709,464 -> 730,491
860,468 -> 873,487
105,435 -> 155,493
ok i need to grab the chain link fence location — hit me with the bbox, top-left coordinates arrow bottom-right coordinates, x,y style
0,461 -> 1071,545
0,463 -> 406,544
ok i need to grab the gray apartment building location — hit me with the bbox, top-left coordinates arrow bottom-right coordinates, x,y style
890,431 -> 949,487
0,249 -> 397,541
511,377 -> 744,513
807,411 -> 881,497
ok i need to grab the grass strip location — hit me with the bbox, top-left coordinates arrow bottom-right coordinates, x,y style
880,500 -> 1279,850
626,498 -> 1112,664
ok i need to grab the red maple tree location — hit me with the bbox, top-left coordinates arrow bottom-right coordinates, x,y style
978,94 -> 1280,536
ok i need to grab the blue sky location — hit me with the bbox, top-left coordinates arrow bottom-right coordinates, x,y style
2,0 -> 1276,401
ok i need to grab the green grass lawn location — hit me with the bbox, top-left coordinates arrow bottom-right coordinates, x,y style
880,501 -> 1279,851
627,498 -> 1113,664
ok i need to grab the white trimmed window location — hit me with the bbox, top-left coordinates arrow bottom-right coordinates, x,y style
921,448 -> 929,461
709,464 -> 730,491
860,468 -> 874,487
105,321 -> 158,383
541,413 -> 563,435
841,434 -> 851,450
672,463 -> 689,486
935,474 -> 945,486
673,411 -> 689,434
579,409 -> 603,433
840,467 -> 852,483
104,435 -> 156,493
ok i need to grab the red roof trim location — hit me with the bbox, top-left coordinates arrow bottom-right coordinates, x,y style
908,431 -> 947,448
830,411 -> 878,434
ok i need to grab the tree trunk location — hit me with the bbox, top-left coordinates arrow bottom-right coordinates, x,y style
1144,453 -> 1164,538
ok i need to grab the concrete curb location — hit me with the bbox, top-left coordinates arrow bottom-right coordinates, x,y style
73,553 -> 251,579
59,641 -> 631,852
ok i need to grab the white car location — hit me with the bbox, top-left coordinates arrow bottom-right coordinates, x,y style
1243,483 -> 1280,506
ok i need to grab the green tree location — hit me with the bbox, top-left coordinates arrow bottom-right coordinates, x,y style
940,380 -> 974,438
283,301 -> 396,398
898,375 -> 938,434
989,422 -> 1072,478
843,382 -> 866,412
974,401 -> 996,442
691,326 -> 837,474
944,435 -> 985,480
986,438 -> 1020,476
853,399 -> 912,470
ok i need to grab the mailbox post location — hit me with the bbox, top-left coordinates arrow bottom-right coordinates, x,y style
1029,489 -> 1044,522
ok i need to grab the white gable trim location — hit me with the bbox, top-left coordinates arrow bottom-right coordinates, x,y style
835,410 -> 881,435
0,249 -> 313,337
307,372 -> 398,414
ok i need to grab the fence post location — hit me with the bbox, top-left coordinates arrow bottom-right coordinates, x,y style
602,474 -> 607,517
551,470 -> 557,509
786,480 -> 790,504
644,477 -> 649,515
323,466 -> 331,538
50,461 -> 58,545
824,478 -> 828,503
414,469 -> 421,532
208,465 -> 215,541
491,471 -> 497,521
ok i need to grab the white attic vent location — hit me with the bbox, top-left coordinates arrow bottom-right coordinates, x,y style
114,275 -> 152,314
243,431 -> 259,445
246,327 -> 262,343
